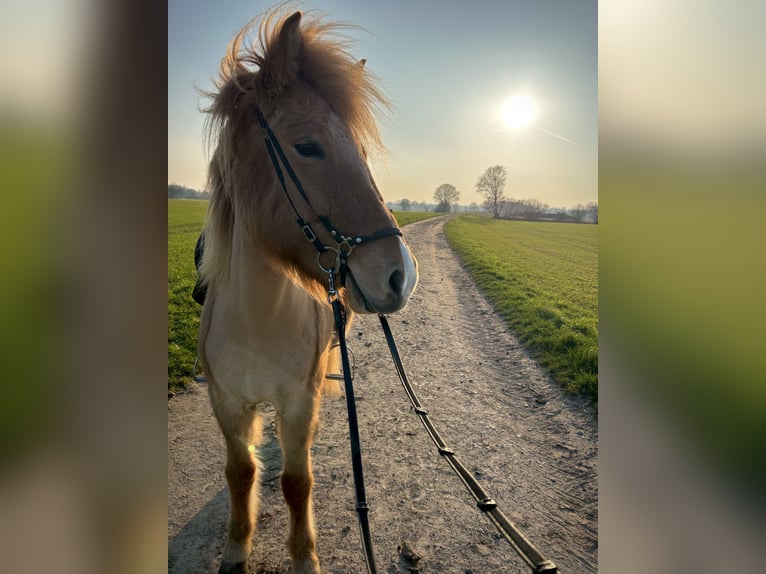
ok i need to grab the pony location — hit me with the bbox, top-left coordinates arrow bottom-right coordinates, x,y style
196,8 -> 418,574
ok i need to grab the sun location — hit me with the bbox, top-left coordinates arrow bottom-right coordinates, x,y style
500,93 -> 538,130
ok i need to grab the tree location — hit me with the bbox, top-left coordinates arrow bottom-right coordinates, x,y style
168,183 -> 209,200
399,198 -> 411,211
476,165 -> 507,218
433,183 -> 460,213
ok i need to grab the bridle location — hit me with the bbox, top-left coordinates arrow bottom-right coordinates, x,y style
256,108 -> 402,295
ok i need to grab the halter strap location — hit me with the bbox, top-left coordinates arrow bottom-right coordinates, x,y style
257,108 -> 402,281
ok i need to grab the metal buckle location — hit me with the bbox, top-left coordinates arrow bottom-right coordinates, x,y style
326,270 -> 338,303
302,224 -> 318,243
336,235 -> 359,255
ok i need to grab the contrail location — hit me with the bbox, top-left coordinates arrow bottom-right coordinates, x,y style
534,125 -> 579,147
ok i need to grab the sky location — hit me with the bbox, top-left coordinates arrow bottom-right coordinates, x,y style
168,0 -> 597,208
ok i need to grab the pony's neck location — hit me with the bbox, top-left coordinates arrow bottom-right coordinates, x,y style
226,217 -> 315,327
201,215 -> 336,401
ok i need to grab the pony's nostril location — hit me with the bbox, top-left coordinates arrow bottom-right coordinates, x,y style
389,269 -> 404,297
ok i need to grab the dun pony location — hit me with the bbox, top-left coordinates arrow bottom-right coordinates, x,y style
196,7 -> 418,574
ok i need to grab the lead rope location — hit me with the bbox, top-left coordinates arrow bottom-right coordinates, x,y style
378,314 -> 560,574
329,274 -> 379,574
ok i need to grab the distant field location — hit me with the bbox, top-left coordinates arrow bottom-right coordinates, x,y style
168,201 -> 439,392
444,215 -> 598,400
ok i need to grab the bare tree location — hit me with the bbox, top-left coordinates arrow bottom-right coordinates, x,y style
433,183 -> 460,212
476,165 -> 507,218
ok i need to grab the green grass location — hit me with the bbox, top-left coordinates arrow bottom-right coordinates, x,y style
391,211 -> 443,226
168,199 -> 208,394
444,214 -> 598,401
168,204 -> 441,393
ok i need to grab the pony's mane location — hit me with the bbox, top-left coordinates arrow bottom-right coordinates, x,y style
199,5 -> 390,291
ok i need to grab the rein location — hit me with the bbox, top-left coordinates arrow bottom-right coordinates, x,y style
330,294 -> 379,574
328,304 -> 560,574
378,315 -> 560,574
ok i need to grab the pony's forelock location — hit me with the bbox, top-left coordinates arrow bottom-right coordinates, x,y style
203,4 -> 390,155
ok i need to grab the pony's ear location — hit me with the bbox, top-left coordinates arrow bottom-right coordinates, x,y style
358,58 -> 367,69
262,11 -> 303,91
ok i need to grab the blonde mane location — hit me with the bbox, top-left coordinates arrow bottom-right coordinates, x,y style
199,5 -> 390,292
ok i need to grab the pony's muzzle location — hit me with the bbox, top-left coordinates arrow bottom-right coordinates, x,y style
346,238 -> 418,314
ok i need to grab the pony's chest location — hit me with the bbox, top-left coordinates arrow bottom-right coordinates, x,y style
206,322 -> 320,400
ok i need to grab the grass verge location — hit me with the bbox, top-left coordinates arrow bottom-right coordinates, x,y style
444,214 -> 598,401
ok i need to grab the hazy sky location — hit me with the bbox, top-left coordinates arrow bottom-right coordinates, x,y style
168,0 -> 597,207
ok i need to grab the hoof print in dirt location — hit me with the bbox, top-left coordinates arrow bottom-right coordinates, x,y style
218,560 -> 247,574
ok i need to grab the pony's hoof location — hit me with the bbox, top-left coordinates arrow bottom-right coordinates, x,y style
292,557 -> 321,574
218,560 -> 247,574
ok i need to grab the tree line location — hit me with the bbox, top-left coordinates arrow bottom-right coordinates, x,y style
168,183 -> 209,200
394,165 -> 597,223
170,171 -> 597,224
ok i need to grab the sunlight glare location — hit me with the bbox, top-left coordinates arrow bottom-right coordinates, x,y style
500,93 -> 538,130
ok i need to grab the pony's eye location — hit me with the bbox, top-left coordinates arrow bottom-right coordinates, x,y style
294,141 -> 325,160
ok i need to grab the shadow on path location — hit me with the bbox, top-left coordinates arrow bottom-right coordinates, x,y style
169,428 -> 284,574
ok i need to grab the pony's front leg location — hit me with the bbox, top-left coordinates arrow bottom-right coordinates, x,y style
277,394 -> 321,574
209,384 -> 262,574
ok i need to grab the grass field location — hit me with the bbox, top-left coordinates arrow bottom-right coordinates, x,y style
167,201 -> 440,393
444,215 -> 598,401
168,200 -> 209,393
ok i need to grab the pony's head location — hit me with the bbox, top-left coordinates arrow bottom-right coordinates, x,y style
202,8 -> 417,314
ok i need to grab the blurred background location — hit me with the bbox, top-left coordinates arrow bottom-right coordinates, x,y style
0,1 -> 166,572
0,0 -> 763,572
599,0 -> 765,571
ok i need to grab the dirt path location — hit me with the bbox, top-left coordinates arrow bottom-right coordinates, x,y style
168,216 -> 598,573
